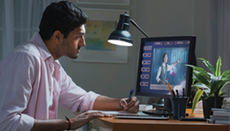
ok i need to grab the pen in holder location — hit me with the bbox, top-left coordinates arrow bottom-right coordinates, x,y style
170,96 -> 189,120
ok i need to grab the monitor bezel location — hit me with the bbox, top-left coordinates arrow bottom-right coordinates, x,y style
135,36 -> 196,98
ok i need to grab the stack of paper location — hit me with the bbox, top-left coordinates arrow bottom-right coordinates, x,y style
210,108 -> 230,124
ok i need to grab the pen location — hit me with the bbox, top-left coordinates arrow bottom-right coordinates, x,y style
183,88 -> 185,96
176,89 -> 179,97
128,89 -> 134,104
165,78 -> 174,97
172,90 -> 176,97
125,89 -> 134,112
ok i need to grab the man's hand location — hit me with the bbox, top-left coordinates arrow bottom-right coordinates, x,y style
31,111 -> 112,131
71,111 -> 112,130
159,79 -> 165,84
120,96 -> 140,113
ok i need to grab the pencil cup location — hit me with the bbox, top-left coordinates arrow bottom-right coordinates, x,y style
170,97 -> 189,120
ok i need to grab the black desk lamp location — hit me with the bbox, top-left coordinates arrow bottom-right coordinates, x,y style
107,13 -> 149,47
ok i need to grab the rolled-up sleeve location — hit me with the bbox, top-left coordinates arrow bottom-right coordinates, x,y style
0,114 -> 34,131
0,52 -> 36,131
58,69 -> 99,113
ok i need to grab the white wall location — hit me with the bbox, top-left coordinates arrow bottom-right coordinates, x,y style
136,0 -> 194,37
193,0 -> 209,65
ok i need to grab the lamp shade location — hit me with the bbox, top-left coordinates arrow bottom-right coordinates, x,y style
108,13 -> 149,47
108,13 -> 133,47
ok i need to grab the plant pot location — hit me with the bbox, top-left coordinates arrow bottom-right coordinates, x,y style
202,96 -> 223,118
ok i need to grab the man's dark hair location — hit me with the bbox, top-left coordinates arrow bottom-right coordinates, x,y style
162,53 -> 167,61
39,1 -> 88,40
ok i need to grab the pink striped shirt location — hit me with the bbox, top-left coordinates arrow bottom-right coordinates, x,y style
0,32 -> 99,131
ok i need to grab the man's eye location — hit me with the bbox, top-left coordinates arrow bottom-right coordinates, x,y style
76,36 -> 82,39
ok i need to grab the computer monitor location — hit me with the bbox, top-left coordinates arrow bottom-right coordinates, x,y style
136,36 -> 196,112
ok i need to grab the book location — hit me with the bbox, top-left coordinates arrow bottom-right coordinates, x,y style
212,108 -> 230,112
210,115 -> 230,120
215,120 -> 230,124
212,108 -> 230,117
213,111 -> 230,117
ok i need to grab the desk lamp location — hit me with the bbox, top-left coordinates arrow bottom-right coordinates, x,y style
107,13 -> 149,47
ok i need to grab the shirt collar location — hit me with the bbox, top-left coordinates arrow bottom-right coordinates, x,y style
30,32 -> 61,68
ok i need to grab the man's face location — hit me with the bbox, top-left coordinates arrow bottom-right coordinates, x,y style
164,54 -> 168,62
61,25 -> 86,59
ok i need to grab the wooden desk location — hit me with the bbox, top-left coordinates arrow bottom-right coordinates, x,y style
85,109 -> 229,131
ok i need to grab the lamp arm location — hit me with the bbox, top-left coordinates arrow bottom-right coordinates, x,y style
130,19 -> 149,38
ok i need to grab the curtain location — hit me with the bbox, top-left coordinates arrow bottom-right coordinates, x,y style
208,0 -> 230,95
0,0 -> 66,69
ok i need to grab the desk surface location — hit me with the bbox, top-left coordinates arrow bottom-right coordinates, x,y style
90,109 -> 229,131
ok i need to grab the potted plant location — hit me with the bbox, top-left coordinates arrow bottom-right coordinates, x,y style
186,56 -> 230,118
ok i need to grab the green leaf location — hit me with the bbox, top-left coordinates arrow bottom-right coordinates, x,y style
219,92 -> 230,96
191,83 -> 210,91
192,89 -> 204,113
186,64 -> 210,79
218,79 -> 229,88
193,71 -> 210,89
215,56 -> 222,77
198,58 -> 215,74
205,76 -> 222,99
192,78 -> 196,84
222,69 -> 230,79
218,81 -> 229,96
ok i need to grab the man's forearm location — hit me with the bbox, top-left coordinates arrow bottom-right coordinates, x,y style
31,119 -> 69,131
93,96 -> 122,110
31,111 -> 113,131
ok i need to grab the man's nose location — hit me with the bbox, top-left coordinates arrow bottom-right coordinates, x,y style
80,36 -> 86,47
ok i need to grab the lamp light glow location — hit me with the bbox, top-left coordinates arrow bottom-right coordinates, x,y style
108,40 -> 133,47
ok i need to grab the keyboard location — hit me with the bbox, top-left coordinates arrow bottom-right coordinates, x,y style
114,114 -> 169,120
142,110 -> 173,116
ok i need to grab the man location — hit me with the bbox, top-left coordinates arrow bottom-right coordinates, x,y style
156,53 -> 180,84
0,1 -> 140,131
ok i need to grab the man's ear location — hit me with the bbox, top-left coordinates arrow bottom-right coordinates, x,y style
52,30 -> 63,44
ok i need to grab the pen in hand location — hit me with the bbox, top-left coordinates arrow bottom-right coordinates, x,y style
125,89 -> 134,112
127,89 -> 134,104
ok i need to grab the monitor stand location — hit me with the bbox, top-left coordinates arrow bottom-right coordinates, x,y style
142,98 -> 173,116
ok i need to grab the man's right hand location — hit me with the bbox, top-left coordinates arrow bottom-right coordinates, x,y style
70,111 -> 112,130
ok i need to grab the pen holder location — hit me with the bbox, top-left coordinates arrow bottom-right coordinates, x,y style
170,96 -> 189,120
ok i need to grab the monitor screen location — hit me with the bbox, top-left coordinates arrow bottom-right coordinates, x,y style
136,36 -> 196,98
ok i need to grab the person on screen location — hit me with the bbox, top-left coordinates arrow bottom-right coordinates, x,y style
156,53 -> 180,84
0,1 -> 140,131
